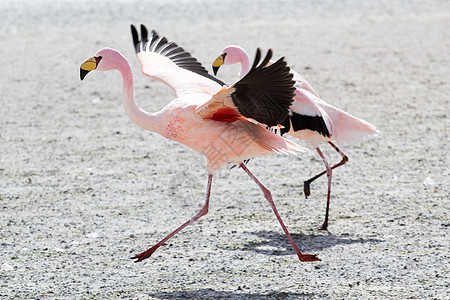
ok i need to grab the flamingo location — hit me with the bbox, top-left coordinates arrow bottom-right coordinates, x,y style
212,45 -> 378,230
79,25 -> 320,262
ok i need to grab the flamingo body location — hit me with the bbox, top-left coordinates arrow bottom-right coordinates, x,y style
79,25 -> 320,262
149,93 -> 303,173
213,45 -> 378,230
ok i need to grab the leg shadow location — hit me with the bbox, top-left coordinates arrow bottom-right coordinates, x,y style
225,231 -> 383,256
146,288 -> 319,299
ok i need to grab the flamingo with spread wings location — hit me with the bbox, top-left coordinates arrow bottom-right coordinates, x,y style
213,45 -> 378,230
80,25 -> 320,262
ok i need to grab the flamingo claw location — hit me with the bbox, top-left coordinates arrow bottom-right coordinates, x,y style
130,246 -> 157,262
316,220 -> 328,231
303,180 -> 311,198
298,254 -> 321,262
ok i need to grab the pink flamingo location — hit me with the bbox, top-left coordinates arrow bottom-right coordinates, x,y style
79,25 -> 320,262
212,45 -> 378,230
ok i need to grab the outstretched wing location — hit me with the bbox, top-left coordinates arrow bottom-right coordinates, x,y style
290,67 -> 319,98
131,24 -> 225,97
196,49 -> 295,127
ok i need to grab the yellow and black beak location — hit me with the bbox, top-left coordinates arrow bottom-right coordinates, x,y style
212,53 -> 226,76
80,56 -> 102,80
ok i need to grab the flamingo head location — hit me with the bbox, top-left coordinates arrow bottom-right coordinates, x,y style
212,45 -> 247,76
80,48 -> 123,80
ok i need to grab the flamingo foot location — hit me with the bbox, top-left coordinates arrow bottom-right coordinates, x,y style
316,220 -> 328,231
298,253 -> 321,262
303,180 -> 311,199
130,245 -> 158,262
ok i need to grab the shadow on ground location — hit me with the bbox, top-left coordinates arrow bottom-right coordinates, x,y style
145,289 -> 320,299
225,231 -> 383,256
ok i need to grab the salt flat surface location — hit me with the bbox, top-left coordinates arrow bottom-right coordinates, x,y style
0,1 -> 449,298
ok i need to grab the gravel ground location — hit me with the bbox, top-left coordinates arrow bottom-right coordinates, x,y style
1,0 -> 449,299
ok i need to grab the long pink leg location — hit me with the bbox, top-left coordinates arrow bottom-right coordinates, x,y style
313,148 -> 332,231
304,141 -> 348,198
240,163 -> 320,262
131,174 -> 213,262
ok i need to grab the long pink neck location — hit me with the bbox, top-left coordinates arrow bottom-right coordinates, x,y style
234,48 -> 251,80
116,56 -> 160,133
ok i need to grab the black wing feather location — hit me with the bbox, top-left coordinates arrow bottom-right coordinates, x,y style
251,48 -> 263,69
260,49 -> 273,67
131,24 -> 139,54
290,113 -> 331,137
130,24 -> 226,86
276,112 -> 331,137
231,49 -> 296,127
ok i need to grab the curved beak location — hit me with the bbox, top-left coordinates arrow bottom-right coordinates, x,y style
212,53 -> 225,76
80,56 -> 101,80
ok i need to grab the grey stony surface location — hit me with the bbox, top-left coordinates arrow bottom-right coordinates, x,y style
0,0 -> 449,299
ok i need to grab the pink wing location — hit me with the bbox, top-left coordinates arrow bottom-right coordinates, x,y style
261,57 -> 377,146
197,49 -> 299,126
265,59 -> 319,97
196,49 -> 309,155
291,89 -> 334,133
131,25 -> 224,97
263,60 -> 333,134
289,67 -> 319,97
314,99 -> 379,146
196,85 -> 308,155
292,88 -> 378,146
